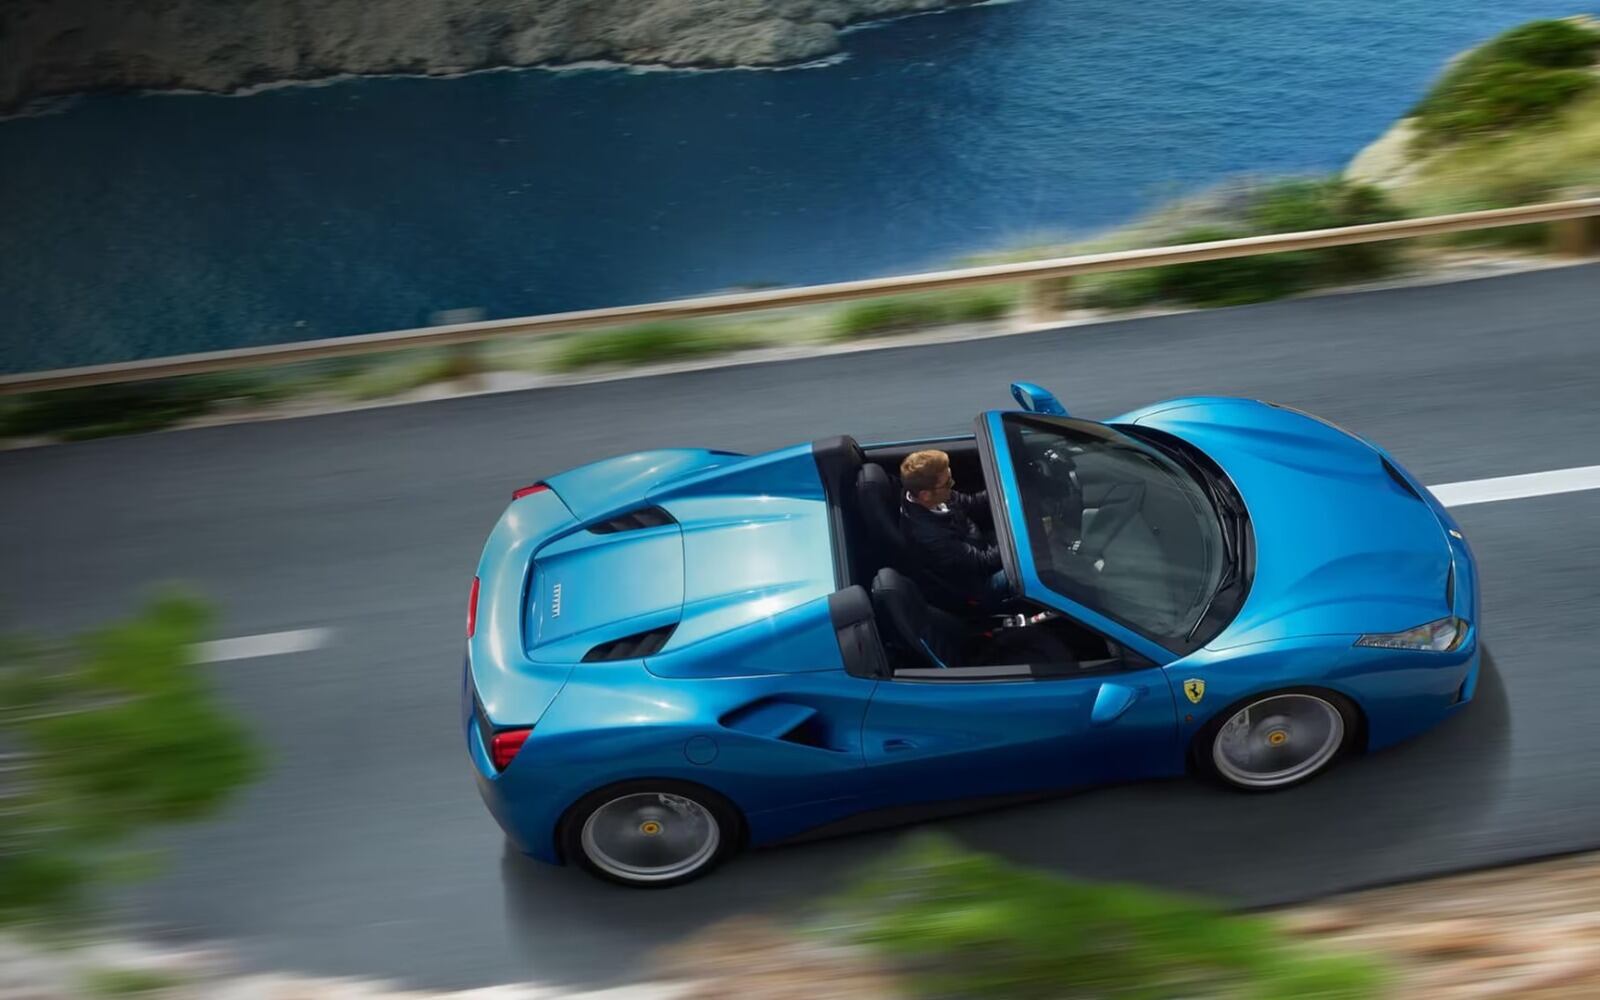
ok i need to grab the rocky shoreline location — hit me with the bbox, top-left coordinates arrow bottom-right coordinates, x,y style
0,0 -> 980,113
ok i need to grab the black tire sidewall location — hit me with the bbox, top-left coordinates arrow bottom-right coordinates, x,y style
559,779 -> 741,889
1193,687 -> 1361,793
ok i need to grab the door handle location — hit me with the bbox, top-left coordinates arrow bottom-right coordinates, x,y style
882,738 -> 918,752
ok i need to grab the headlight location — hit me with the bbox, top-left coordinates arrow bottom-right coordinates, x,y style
1355,616 -> 1467,652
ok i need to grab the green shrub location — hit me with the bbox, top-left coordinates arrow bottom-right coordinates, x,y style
946,288 -> 1013,323
548,322 -> 760,372
1147,227 -> 1306,307
0,371 -> 305,441
82,968 -> 187,997
834,298 -> 949,338
1413,19 -> 1600,144
834,289 -> 1015,339
828,834 -> 1385,999
1250,179 -> 1407,282
0,594 -> 261,924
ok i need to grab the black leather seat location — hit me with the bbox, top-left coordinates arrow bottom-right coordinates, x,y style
871,567 -> 1078,671
870,568 -> 969,670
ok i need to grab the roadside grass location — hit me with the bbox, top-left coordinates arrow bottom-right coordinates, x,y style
81,968 -> 186,997
1397,89 -> 1600,230
544,321 -> 769,372
832,287 -> 1016,339
822,834 -> 1386,999
1410,19 -> 1600,147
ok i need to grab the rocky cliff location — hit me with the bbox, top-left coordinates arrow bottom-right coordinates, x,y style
0,0 -> 974,112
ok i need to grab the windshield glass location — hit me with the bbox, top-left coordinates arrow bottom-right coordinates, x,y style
1001,415 -> 1227,646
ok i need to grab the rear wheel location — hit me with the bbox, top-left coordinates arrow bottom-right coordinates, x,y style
561,780 -> 739,888
1198,690 -> 1357,791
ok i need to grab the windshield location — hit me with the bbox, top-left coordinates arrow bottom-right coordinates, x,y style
1001,414 -> 1229,646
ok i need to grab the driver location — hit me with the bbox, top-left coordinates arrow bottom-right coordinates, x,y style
899,450 -> 1009,607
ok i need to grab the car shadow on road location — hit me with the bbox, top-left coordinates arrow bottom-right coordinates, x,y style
501,652 -> 1509,988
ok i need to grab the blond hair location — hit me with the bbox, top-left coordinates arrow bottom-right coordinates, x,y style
900,450 -> 950,495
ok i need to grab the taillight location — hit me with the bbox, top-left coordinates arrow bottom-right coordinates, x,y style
512,483 -> 549,500
466,577 -> 480,638
490,728 -> 531,770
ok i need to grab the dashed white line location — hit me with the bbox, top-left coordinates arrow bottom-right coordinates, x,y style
1427,465 -> 1600,508
193,628 -> 331,663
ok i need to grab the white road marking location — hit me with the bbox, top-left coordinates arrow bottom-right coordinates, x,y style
1427,465 -> 1600,508
193,628 -> 331,663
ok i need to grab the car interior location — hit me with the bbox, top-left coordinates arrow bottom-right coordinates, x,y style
814,434 -> 1143,681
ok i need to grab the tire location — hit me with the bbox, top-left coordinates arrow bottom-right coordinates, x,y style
1194,689 -> 1360,792
559,780 -> 741,888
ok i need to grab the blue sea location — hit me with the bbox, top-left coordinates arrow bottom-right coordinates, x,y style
0,0 -> 1584,372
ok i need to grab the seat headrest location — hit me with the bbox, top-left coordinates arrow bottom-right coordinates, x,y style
855,465 -> 906,557
855,463 -> 898,508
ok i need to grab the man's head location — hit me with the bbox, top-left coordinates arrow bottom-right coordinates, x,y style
901,450 -> 955,509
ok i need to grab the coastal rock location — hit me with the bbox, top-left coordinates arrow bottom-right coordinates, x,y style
0,0 -> 976,112
1344,118 -> 1424,190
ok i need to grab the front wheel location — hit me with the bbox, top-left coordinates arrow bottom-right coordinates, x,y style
561,781 -> 740,888
1198,690 -> 1357,791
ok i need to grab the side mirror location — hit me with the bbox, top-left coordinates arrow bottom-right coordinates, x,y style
1010,382 -> 1068,416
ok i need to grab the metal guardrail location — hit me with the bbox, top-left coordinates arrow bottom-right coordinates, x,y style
3,198 -> 1597,395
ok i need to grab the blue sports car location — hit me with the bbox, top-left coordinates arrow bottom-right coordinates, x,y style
464,383 -> 1479,887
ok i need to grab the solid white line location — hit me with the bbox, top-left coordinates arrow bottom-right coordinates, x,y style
193,628 -> 331,663
1427,465 -> 1600,508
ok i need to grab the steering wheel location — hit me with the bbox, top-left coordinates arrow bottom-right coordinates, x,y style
1027,443 -> 1085,544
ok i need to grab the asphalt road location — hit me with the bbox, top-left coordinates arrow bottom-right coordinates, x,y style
3,264 -> 1599,990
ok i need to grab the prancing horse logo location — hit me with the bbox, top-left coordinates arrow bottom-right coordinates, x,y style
1183,678 -> 1205,704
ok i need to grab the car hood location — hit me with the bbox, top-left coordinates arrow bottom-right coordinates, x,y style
1121,398 -> 1452,649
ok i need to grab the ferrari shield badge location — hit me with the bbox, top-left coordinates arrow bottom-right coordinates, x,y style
1183,678 -> 1205,704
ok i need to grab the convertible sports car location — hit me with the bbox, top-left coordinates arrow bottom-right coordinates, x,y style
464,383 -> 1479,887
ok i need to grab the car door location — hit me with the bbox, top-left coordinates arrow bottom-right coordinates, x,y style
861,650 -> 1181,806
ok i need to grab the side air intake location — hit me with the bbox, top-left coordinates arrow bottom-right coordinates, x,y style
1380,458 -> 1424,502
587,506 -> 676,534
581,625 -> 675,662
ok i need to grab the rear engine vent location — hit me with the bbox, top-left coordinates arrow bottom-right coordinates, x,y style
587,506 -> 676,534
1381,458 -> 1423,502
581,625 -> 676,662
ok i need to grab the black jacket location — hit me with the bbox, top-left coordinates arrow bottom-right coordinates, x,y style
899,489 -> 1002,595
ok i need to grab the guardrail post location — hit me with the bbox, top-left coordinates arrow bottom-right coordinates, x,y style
1550,217 -> 1600,256
1024,277 -> 1074,324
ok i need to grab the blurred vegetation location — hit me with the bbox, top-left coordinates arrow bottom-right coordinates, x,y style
545,321 -> 766,372
833,288 -> 1015,339
81,968 -> 187,997
826,834 -> 1385,999
0,594 -> 260,925
1076,178 -> 1407,309
1411,19 -> 1600,146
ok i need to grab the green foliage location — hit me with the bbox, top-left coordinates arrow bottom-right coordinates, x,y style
0,594 -> 261,924
829,834 -> 1385,999
1249,179 -> 1407,282
0,372 -> 303,442
1076,179 -> 1406,310
1412,19 -> 1600,144
833,289 -> 1015,339
81,968 -> 187,997
1148,227 -> 1305,307
548,322 -> 763,371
